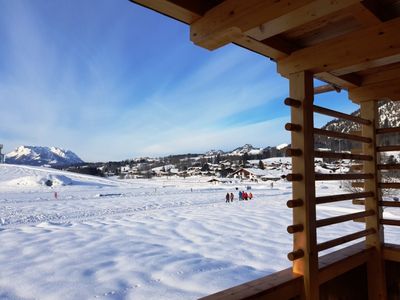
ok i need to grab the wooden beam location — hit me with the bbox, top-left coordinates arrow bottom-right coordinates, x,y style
314,84 -> 341,95
313,105 -> 371,125
376,126 -> 400,134
315,173 -> 374,181
317,228 -> 375,252
350,2 -> 382,26
278,17 -> 400,76
244,0 -> 361,41
232,35 -> 287,60
315,72 -> 362,89
316,210 -> 375,228
314,151 -> 373,161
289,71 -> 318,300
313,128 -> 372,143
361,65 -> 400,85
383,244 -> 400,263
130,0 -> 201,24
199,268 -> 304,300
316,191 -> 374,204
360,101 -> 387,300
190,0 -> 315,50
379,182 -> 400,189
350,77 -> 400,102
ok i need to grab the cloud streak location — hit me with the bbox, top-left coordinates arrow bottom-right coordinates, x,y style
0,1 -> 294,161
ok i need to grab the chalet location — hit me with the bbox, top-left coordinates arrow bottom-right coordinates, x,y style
129,1 -> 400,299
231,168 -> 281,181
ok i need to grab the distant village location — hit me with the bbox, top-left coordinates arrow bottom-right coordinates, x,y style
66,144 -> 293,180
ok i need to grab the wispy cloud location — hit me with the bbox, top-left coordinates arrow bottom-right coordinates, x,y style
0,1 -> 295,161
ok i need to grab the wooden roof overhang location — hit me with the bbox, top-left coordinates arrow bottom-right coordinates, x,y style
130,0 -> 400,103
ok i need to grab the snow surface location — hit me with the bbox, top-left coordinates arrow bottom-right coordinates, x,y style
0,164 -> 398,300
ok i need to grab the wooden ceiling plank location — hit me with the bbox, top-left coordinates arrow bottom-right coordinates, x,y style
245,0 -> 361,41
190,0 -> 315,50
349,77 -> 400,102
277,17 -> 400,76
362,65 -> 400,85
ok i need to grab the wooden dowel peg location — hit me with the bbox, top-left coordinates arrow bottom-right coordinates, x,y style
284,97 -> 301,108
286,148 -> 302,157
286,173 -> 303,181
288,249 -> 304,261
287,199 -> 303,208
287,224 -> 304,234
285,123 -> 302,132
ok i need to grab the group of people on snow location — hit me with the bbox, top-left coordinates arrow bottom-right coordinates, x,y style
225,190 -> 253,203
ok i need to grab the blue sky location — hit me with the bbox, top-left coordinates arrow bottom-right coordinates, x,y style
0,0 -> 359,161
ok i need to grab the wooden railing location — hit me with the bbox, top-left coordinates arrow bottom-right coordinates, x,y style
284,99 -> 385,258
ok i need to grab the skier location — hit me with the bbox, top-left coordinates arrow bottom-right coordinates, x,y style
238,191 -> 243,201
230,192 -> 234,202
225,193 -> 230,203
249,192 -> 253,200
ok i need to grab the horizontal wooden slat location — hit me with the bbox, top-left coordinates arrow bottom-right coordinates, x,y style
376,145 -> 400,152
380,201 -> 400,208
377,164 -> 400,170
314,128 -> 372,143
379,182 -> 400,189
313,105 -> 371,125
314,151 -> 373,161
199,268 -> 304,300
316,210 -> 375,227
317,228 -> 375,252
352,200 -> 400,207
383,244 -> 400,263
381,219 -> 400,226
315,173 -> 373,181
376,127 -> 400,134
316,191 -> 374,204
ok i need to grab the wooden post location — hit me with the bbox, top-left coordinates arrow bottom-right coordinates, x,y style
360,101 -> 387,300
289,71 -> 318,300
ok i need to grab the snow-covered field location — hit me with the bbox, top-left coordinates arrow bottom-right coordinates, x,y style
0,164 -> 398,300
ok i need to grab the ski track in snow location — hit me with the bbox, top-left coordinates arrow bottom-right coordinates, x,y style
0,164 -> 398,300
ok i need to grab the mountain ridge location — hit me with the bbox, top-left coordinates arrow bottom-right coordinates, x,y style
5,146 -> 84,167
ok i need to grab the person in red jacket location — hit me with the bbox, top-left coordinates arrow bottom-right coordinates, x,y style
249,192 -> 253,200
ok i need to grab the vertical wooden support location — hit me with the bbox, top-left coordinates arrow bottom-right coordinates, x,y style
360,101 -> 387,300
289,71 -> 318,300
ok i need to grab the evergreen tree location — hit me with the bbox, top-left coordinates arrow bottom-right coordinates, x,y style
258,160 -> 265,170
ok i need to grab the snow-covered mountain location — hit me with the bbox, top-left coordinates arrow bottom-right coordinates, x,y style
315,101 -> 400,152
5,146 -> 84,167
204,149 -> 225,157
228,144 -> 264,156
